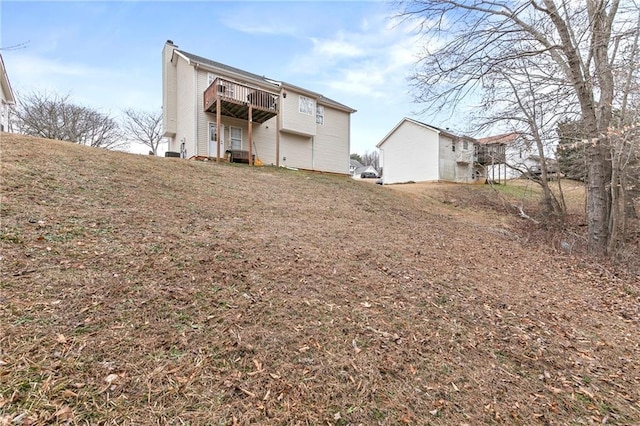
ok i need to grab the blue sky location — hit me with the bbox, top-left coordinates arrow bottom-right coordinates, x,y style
1,1 -> 470,155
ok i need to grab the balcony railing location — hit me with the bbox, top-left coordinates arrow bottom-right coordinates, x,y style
204,77 -> 278,123
476,145 -> 506,165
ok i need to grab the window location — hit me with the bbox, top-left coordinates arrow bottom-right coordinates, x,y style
316,105 -> 324,125
230,126 -> 242,150
451,144 -> 456,152
463,140 -> 468,150
299,95 -> 314,115
207,73 -> 215,87
209,123 -> 217,142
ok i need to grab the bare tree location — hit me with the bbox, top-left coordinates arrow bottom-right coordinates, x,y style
361,150 -> 380,172
13,90 -> 125,150
477,54 -> 571,220
398,0 -> 638,255
121,109 -> 163,155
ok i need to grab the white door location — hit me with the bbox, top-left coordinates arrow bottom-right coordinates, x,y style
209,122 -> 225,157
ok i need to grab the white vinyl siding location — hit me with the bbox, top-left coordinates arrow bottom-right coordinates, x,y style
0,102 -> 8,132
281,89 -> 316,136
379,120 -> 440,184
172,57 -> 196,156
312,104 -> 349,174
280,133 -> 312,169
439,135 -> 455,181
196,68 -> 212,156
162,45 -> 178,137
251,115 -> 278,165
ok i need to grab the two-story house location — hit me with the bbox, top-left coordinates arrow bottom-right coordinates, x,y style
376,118 -> 480,184
0,54 -> 16,133
477,133 -> 542,183
162,41 -> 356,174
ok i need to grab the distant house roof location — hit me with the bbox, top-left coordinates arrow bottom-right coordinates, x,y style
477,133 -> 520,145
355,165 -> 378,176
350,159 -> 364,168
0,54 -> 16,105
175,49 -> 356,113
377,117 -> 463,148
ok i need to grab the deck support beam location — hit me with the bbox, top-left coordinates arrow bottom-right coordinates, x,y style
248,106 -> 253,166
216,98 -> 221,162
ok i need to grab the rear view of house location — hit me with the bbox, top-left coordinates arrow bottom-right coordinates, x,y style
162,41 -> 356,174
376,118 -> 478,184
477,133 -> 541,183
0,54 -> 16,133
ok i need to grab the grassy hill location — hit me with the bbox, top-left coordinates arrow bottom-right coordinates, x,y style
1,133 -> 639,425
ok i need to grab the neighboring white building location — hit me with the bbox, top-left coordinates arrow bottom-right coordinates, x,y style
162,41 -> 356,174
0,54 -> 16,133
376,118 -> 478,184
477,133 -> 540,182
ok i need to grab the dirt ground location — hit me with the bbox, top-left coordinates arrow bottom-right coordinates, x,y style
1,134 -> 639,425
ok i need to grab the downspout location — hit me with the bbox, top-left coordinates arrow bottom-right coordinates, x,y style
347,112 -> 351,174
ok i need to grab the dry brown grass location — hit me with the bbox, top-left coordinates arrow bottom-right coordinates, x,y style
1,133 -> 639,425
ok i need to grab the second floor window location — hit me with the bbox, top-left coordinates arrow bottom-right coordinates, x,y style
463,140 -> 468,150
299,95 -> 313,115
316,105 -> 324,125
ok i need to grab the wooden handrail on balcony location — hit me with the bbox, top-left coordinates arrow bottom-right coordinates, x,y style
204,77 -> 278,123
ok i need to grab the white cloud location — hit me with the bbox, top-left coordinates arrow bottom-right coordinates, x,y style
219,6 -> 299,36
286,12 -> 424,100
311,35 -> 365,59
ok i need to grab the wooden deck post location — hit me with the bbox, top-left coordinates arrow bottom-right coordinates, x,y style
248,105 -> 253,166
216,98 -> 221,162
276,95 -> 281,168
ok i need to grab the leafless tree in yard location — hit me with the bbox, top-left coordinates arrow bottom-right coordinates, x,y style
121,109 -> 164,155
13,90 -> 126,150
397,0 -> 639,255
361,150 -> 381,172
478,54 -> 571,221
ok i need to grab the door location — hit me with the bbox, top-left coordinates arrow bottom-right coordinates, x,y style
209,122 -> 225,157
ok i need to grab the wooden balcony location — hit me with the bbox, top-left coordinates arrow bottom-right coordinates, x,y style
476,145 -> 506,165
204,78 -> 278,123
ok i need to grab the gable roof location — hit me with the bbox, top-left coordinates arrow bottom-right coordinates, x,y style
0,54 -> 16,104
174,48 -> 355,113
177,50 -> 278,89
350,159 -> 364,168
354,165 -> 378,175
377,117 -> 459,148
477,132 -> 520,145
